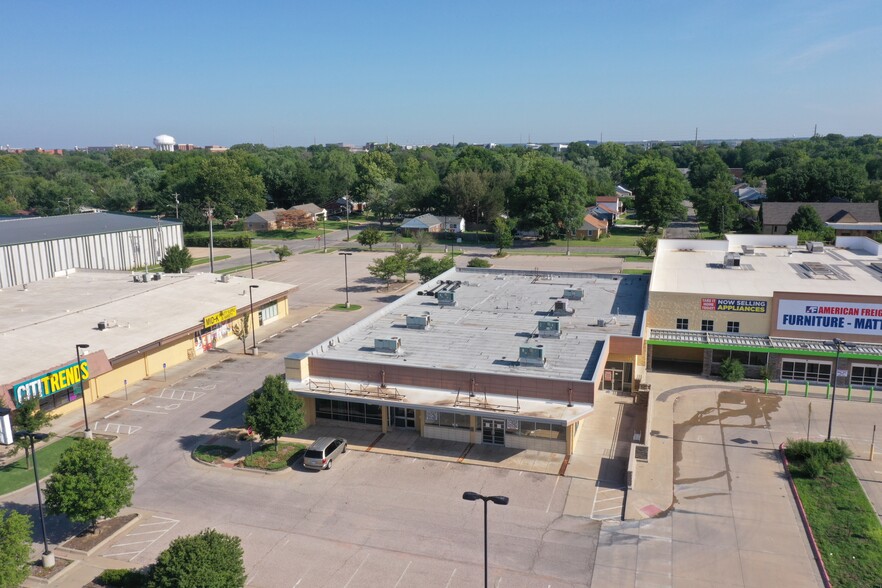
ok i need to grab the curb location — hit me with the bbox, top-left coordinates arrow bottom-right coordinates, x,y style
55,512 -> 142,558
778,443 -> 832,588
27,559 -> 80,585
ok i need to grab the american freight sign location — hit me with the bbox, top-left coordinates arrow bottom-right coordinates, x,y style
701,298 -> 767,313
777,299 -> 882,336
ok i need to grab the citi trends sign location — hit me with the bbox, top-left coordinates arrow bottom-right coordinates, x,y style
700,298 -> 767,313
14,360 -> 89,406
777,299 -> 882,336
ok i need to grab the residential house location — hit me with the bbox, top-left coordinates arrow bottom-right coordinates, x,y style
289,203 -> 327,222
244,208 -> 287,231
589,203 -> 621,225
399,214 -> 465,235
760,202 -> 881,236
734,186 -> 766,206
322,195 -> 365,216
575,214 -> 608,240
595,195 -> 622,214
616,185 -> 633,199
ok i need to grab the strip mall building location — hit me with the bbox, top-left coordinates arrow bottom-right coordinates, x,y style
647,235 -> 882,387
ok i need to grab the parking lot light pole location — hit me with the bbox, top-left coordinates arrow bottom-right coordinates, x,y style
826,338 -> 851,442
339,252 -> 352,308
462,491 -> 509,588
76,343 -> 91,438
15,431 -> 54,569
249,285 -> 259,355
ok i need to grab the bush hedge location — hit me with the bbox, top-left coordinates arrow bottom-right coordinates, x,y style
95,568 -> 149,587
467,258 -> 492,268
184,235 -> 252,248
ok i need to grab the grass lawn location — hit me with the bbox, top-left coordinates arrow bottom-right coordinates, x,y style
546,225 -> 646,248
193,444 -> 238,464
192,255 -> 231,266
623,255 -> 653,262
242,442 -> 306,471
0,436 -> 79,494
789,459 -> 882,586
330,304 -> 362,311
622,269 -> 652,275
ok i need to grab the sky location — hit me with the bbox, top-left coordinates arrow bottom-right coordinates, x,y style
2,0 -> 881,149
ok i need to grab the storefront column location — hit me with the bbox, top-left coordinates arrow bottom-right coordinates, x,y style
566,424 -> 576,455
381,406 -> 389,433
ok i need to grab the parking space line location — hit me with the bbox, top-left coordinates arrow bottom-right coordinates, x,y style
103,515 -> 179,562
132,398 -> 146,405
546,477 -> 559,513
445,568 -> 458,588
393,561 -> 412,587
125,408 -> 167,415
342,553 -> 370,588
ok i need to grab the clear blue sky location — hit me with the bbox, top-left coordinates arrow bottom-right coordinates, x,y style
3,0 -> 881,148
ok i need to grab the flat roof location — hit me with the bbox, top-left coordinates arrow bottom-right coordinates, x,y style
0,270 -> 293,386
0,212 -> 182,246
651,237 -> 882,297
310,268 -> 648,383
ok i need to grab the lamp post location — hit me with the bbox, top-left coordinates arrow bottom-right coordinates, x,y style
248,285 -> 259,355
344,196 -> 351,241
15,431 -> 54,569
205,202 -> 215,273
826,338 -> 852,442
462,491 -> 509,588
322,216 -> 327,253
248,241 -> 254,279
76,343 -> 91,439
339,252 -> 352,308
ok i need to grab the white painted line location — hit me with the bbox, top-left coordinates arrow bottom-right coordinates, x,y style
293,579 -> 302,588
444,569 -> 458,588
132,398 -> 146,405
111,540 -> 155,547
103,550 -> 143,557
393,561 -> 412,588
546,477 -> 559,513
342,553 -> 370,588
127,530 -> 167,536
105,410 -> 120,419
124,408 -> 167,415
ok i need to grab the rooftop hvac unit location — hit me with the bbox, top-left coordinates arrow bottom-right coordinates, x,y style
221,274 -> 231,283
553,299 -> 574,315
807,241 -> 825,253
436,290 -> 456,306
406,314 -> 431,329
562,288 -> 584,300
537,319 -> 561,338
519,345 -> 545,367
724,252 -> 741,267
741,245 -> 754,255
374,337 -> 401,353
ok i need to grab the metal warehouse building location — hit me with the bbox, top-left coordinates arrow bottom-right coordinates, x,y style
0,212 -> 184,288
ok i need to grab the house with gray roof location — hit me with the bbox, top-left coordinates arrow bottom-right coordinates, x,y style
244,208 -> 287,231
399,214 -> 464,234
289,203 -> 327,222
761,202 -> 881,236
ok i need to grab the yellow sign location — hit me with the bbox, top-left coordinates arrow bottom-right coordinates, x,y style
203,306 -> 237,329
15,361 -> 89,406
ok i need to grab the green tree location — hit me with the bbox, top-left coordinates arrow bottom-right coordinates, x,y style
508,155 -> 588,240
9,397 -> 58,469
368,255 -> 402,288
787,205 -> 825,233
230,318 -> 250,355
415,254 -> 455,283
692,178 -> 741,234
493,217 -> 514,255
627,157 -> 689,232
149,529 -> 246,588
688,149 -> 732,195
160,245 -> 194,273
356,227 -> 383,250
719,357 -> 744,382
273,245 -> 292,261
635,234 -> 658,258
412,230 -> 432,252
392,248 -> 420,281
0,510 -> 33,587
244,375 -> 305,450
44,439 -> 136,530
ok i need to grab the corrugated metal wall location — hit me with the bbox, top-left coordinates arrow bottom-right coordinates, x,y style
0,224 -> 184,288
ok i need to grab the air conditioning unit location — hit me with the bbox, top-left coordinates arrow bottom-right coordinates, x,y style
741,245 -> 754,255
807,241 -> 825,253
406,314 -> 431,329
436,290 -> 456,306
724,252 -> 741,267
563,288 -> 584,300
553,299 -> 574,315
220,274 -> 231,283
537,319 -> 561,338
519,345 -> 545,367
374,337 -> 401,353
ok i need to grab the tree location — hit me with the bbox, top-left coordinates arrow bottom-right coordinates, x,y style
627,157 -> 689,232
391,248 -> 420,281
415,254 -> 455,283
160,245 -> 193,273
508,155 -> 588,240
356,227 -> 383,250
787,205 -> 825,233
412,230 -> 432,252
688,149 -> 731,195
635,234 -> 658,258
244,375 -> 305,450
719,357 -> 744,382
44,439 -> 136,530
275,209 -> 315,229
368,255 -> 402,288
493,217 -> 514,255
9,397 -> 58,469
273,245 -> 292,261
230,318 -> 250,355
0,510 -> 32,587
149,528 -> 246,588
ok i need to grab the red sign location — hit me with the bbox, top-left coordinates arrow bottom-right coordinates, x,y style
701,298 -> 716,311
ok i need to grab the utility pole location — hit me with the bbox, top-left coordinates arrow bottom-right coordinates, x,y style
172,192 -> 180,219
204,202 -> 215,273
695,127 -> 699,147
151,214 -> 165,264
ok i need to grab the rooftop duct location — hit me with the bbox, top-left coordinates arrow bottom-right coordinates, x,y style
374,337 -> 401,353
519,345 -> 545,367
807,241 -> 825,253
562,288 -> 584,300
406,313 -> 431,330
436,290 -> 456,306
537,319 -> 561,338
553,299 -> 574,316
724,252 -> 741,267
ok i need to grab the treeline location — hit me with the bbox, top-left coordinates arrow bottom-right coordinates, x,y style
1,134 -> 880,237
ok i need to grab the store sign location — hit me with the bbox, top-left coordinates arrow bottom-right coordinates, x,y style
14,360 -> 89,407
203,306 -> 237,329
701,298 -> 767,313
777,299 -> 882,336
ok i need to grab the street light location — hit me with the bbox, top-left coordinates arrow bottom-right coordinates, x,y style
826,338 -> 854,441
248,285 -> 259,355
76,343 -> 91,439
462,491 -> 509,588
344,195 -> 351,241
339,252 -> 353,308
322,216 -> 327,253
15,431 -> 54,569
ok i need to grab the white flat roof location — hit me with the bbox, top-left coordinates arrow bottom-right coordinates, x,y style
651,237 -> 882,297
0,271 -> 293,386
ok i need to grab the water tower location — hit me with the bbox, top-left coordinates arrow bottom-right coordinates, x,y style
153,134 -> 176,152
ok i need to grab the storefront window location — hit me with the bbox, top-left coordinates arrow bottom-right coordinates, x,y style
438,412 -> 471,428
38,387 -> 80,412
259,303 -> 279,326
712,349 -> 768,366
513,421 -> 565,440
315,399 -> 382,425
851,365 -> 882,388
781,360 -> 832,383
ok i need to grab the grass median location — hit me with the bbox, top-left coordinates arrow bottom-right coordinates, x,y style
242,442 -> 306,471
0,436 -> 78,495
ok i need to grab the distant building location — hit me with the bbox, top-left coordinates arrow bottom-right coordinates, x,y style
399,214 -> 465,234
176,143 -> 197,151
244,209 -> 288,231
153,135 -> 176,152
760,202 -> 881,235
288,203 -> 327,222
575,214 -> 608,240
205,145 -> 228,153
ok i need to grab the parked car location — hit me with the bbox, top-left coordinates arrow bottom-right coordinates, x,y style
303,437 -> 347,470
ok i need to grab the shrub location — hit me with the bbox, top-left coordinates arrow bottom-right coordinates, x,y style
785,438 -> 815,462
719,357 -> 744,382
819,438 -> 853,463
467,258 -> 491,268
758,364 -> 772,380
149,529 -> 246,588
805,454 -> 828,479
96,568 -> 149,587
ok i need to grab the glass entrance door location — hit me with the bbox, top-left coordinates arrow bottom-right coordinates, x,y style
391,407 -> 416,428
602,362 -> 633,393
482,418 -> 505,445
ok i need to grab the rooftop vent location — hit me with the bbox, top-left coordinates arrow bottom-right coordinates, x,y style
807,241 -> 825,253
562,288 -> 584,300
553,299 -> 574,316
741,245 -> 755,255
436,290 -> 457,306
374,337 -> 401,353
802,261 -> 835,277
519,345 -> 545,367
537,319 -> 561,338
406,313 -> 431,330
724,252 -> 741,268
